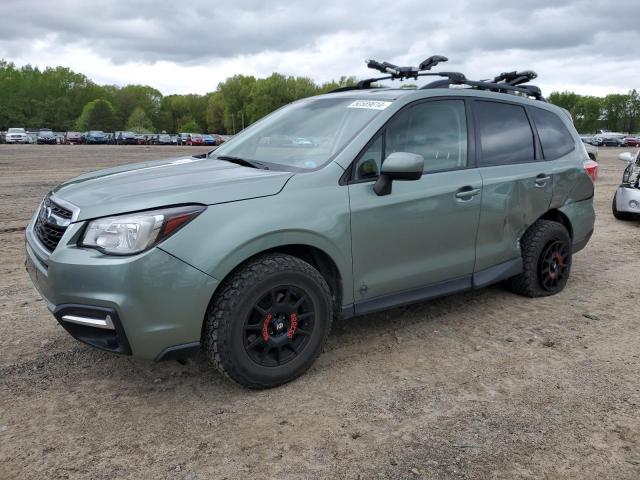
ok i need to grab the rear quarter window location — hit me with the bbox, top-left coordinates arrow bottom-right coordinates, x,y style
530,107 -> 576,160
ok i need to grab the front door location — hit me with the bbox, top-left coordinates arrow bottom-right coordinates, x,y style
347,99 -> 482,313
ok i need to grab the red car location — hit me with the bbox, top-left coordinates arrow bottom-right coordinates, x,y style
64,131 -> 83,144
135,134 -> 149,145
623,137 -> 640,147
187,134 -> 205,146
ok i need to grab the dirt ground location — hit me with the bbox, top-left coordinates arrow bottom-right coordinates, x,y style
1,144 -> 639,480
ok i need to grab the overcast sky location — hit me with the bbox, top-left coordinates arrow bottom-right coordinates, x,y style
1,0 -> 638,97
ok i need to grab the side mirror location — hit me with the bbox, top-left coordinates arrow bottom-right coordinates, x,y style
618,152 -> 635,163
373,152 -> 424,196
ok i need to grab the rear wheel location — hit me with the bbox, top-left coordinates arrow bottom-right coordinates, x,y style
204,253 -> 332,389
507,220 -> 572,297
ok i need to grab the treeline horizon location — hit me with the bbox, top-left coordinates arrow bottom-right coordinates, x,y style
0,59 -> 638,135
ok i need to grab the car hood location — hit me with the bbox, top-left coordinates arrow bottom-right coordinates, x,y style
52,156 -> 294,221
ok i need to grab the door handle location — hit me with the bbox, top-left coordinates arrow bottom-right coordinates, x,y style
535,174 -> 551,187
455,187 -> 481,200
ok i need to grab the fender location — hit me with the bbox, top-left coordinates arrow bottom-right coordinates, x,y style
159,165 -> 355,305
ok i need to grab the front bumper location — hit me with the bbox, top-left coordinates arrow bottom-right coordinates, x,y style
25,214 -> 219,360
615,186 -> 640,214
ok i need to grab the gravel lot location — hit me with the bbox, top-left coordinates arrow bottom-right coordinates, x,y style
1,145 -> 639,480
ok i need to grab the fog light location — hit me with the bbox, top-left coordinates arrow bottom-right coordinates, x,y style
630,200 -> 640,209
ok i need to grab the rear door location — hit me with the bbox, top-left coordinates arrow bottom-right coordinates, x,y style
348,98 -> 483,311
473,100 -> 553,273
527,106 -> 589,207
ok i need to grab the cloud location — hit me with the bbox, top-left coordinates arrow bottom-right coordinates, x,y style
1,0 -> 638,96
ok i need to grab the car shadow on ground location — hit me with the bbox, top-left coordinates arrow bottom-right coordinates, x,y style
4,283 -> 508,398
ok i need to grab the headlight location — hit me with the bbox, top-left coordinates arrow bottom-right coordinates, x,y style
80,205 -> 205,255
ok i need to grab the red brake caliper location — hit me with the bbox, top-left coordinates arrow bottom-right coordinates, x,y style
287,312 -> 298,339
262,314 -> 272,342
549,252 -> 564,279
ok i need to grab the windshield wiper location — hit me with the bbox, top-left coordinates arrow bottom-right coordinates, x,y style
215,155 -> 269,170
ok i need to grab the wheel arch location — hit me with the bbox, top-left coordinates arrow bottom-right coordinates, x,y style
537,209 -> 573,239
208,238 -> 348,319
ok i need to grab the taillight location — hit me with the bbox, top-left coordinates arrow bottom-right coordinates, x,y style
583,159 -> 598,182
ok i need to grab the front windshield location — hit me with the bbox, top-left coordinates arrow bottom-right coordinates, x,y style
8,128 -> 24,133
211,97 -> 391,170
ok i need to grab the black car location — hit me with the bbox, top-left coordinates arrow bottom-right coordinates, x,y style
602,137 -> 623,147
84,131 -> 109,144
116,131 -> 137,145
36,129 -> 57,145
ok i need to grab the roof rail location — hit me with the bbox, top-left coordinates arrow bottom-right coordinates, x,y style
421,78 -> 546,101
329,56 -> 545,101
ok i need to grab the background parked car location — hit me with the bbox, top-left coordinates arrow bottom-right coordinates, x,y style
594,133 -> 625,146
64,131 -> 83,144
622,137 -> 640,147
84,130 -> 109,144
36,129 -> 57,145
134,134 -> 148,145
581,140 -> 599,161
117,131 -> 137,145
156,133 -> 173,145
177,133 -> 191,145
5,127 -> 28,143
602,137 -> 624,146
612,150 -> 640,220
203,134 -> 216,146
187,133 -> 204,146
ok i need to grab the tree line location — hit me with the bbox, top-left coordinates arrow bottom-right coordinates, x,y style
1,59 -> 638,134
0,60 -> 355,134
548,90 -> 640,134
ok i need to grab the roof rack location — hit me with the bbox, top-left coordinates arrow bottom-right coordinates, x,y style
330,56 -> 546,101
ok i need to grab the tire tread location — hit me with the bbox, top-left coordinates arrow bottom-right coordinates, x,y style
507,220 -> 571,298
204,253 -> 332,389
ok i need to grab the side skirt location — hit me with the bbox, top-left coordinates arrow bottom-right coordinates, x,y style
341,258 -> 523,319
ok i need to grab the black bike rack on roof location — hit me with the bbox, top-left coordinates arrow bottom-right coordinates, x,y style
329,55 -> 546,102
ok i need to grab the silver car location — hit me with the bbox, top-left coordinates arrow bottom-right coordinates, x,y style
613,150 -> 640,219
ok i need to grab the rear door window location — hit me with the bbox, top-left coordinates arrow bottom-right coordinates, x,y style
530,107 -> 576,160
475,101 -> 535,166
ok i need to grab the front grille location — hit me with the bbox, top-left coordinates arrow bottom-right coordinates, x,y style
34,198 -> 73,251
49,201 -> 72,220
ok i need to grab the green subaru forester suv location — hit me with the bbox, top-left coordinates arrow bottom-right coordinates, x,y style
25,61 -> 595,388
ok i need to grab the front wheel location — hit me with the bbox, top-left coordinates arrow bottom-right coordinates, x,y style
204,253 -> 333,389
507,220 -> 572,297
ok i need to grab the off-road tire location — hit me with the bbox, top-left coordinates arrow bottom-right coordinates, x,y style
204,253 -> 332,389
612,193 -> 632,220
507,220 -> 572,298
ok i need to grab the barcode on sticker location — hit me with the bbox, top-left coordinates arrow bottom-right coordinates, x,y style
347,100 -> 392,110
